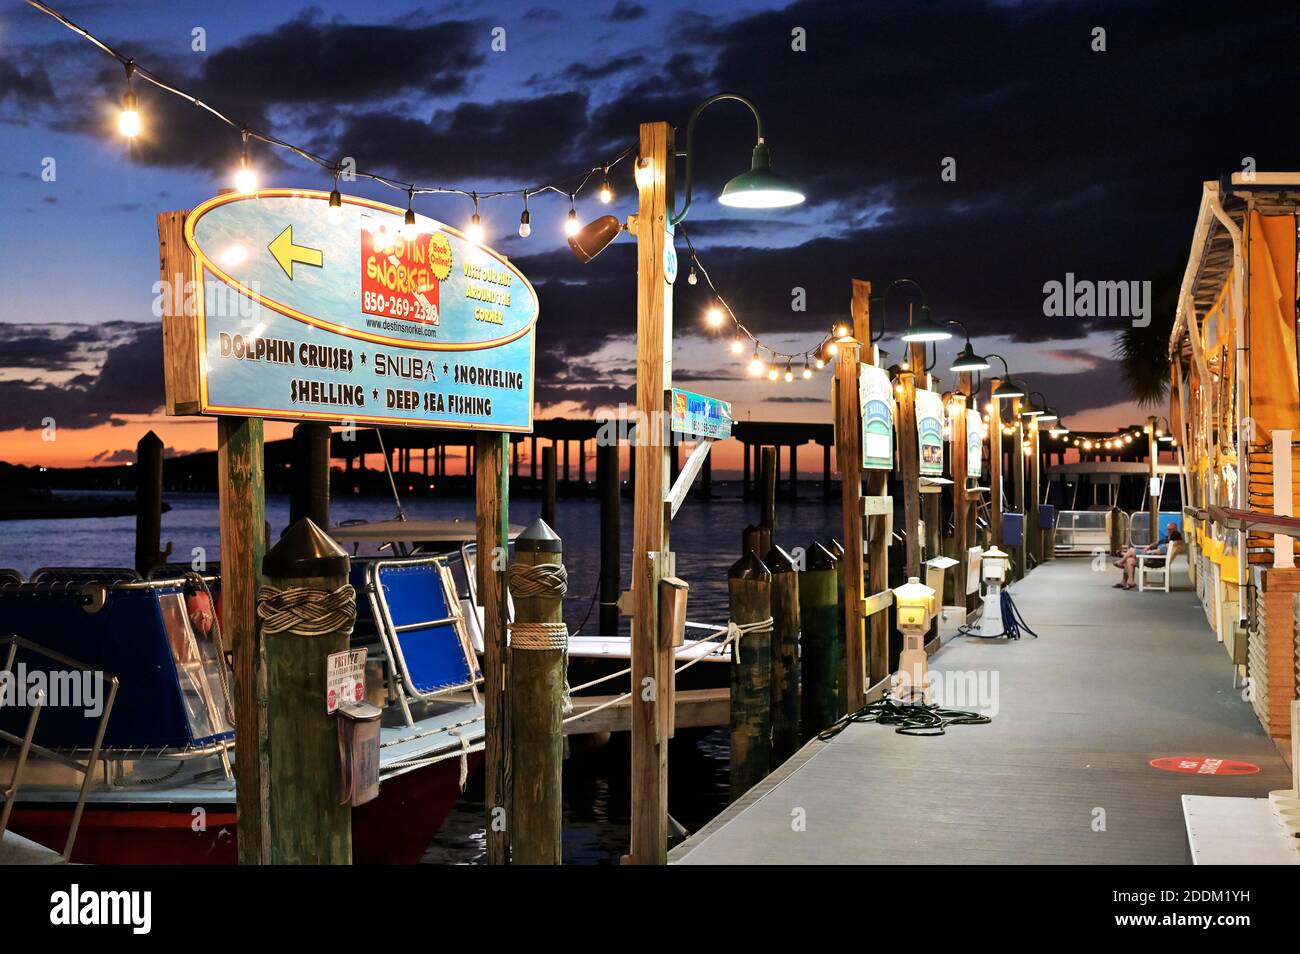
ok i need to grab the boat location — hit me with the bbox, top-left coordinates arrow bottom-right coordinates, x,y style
0,555 -> 486,865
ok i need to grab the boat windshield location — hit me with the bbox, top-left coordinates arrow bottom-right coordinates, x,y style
158,591 -> 234,742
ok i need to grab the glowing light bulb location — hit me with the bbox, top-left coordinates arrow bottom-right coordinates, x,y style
234,158 -> 257,194
802,362 -> 812,380
119,90 -> 140,138
826,341 -> 839,357
401,207 -> 419,240
814,357 -> 825,370
599,174 -> 613,204
467,213 -> 485,244
687,267 -> 697,286
748,352 -> 764,377
705,306 -> 724,328
327,189 -> 343,224
729,335 -> 744,355
565,208 -> 580,237
783,364 -> 794,383
518,209 -> 531,238
767,366 -> 779,382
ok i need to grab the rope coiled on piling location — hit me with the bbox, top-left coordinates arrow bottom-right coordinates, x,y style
257,583 -> 357,636
507,563 -> 569,651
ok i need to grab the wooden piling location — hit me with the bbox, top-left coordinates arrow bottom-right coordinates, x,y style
765,544 -> 801,764
828,537 -> 847,713
1012,397 -> 1025,579
542,443 -> 557,527
728,550 -> 771,801
509,518 -> 566,865
476,433 -> 510,865
760,445 -> 777,540
290,422 -> 331,529
260,519 -> 352,864
597,442 -> 620,638
800,542 -> 840,740
134,430 -> 165,577
218,416 -> 269,865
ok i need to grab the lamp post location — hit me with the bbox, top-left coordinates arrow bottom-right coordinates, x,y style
622,95 -> 802,865
985,355 -> 1022,554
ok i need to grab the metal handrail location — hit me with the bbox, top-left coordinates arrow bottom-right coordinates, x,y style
0,635 -> 119,862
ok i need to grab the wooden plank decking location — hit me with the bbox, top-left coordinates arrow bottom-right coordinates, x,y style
671,557 -> 1293,864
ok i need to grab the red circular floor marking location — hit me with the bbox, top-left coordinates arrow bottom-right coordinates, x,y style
1150,756 -> 1260,776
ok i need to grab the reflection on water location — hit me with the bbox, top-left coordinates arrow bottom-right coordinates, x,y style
0,483 -> 847,865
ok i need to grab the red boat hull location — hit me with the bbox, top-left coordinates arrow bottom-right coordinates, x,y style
8,753 -> 480,865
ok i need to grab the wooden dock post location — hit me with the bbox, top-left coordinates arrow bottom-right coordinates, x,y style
898,343 -> 925,579
760,445 -> 777,544
542,443 -> 557,527
799,541 -> 839,741
951,385 -> 970,611
218,416 -> 269,865
134,430 -> 165,576
598,441 -> 620,638
1011,397 -> 1025,580
476,433 -> 510,865
989,379 -> 1004,548
508,518 -> 566,865
828,538 -> 847,714
259,518 -> 352,864
765,544 -> 801,765
628,120 -> 675,864
728,550 -> 771,801
1026,416 -> 1041,567
290,422 -> 331,529
835,280 -> 870,710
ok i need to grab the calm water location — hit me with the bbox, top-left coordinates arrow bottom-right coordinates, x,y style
0,484 -> 847,864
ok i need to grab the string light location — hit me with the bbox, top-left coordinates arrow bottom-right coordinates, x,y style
599,167 -> 613,204
117,61 -> 139,138
31,1 -> 641,243
401,188 -> 419,239
466,193 -> 485,243
327,171 -> 343,224
676,224 -> 833,384
687,265 -> 698,285
234,126 -> 256,194
565,194 -> 580,237
518,192 -> 531,237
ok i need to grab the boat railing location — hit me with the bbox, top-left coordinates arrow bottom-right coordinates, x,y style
0,635 -> 119,862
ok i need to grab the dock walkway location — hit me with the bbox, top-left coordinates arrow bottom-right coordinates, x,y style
671,557 -> 1292,864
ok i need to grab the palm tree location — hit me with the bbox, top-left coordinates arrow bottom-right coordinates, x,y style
1112,270 -> 1179,405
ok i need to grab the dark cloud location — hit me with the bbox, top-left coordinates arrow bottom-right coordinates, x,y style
0,61 -> 55,109
331,91 -> 590,180
0,324 -> 162,430
560,55 -> 646,84
201,12 -> 485,104
610,2 -> 649,21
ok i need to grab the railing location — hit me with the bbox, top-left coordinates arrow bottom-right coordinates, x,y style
0,635 -> 118,862
1053,511 -> 1111,554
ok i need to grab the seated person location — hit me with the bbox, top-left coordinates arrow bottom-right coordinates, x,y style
1115,523 -> 1181,589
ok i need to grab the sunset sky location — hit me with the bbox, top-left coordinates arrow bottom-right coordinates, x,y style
2,0 -> 1296,473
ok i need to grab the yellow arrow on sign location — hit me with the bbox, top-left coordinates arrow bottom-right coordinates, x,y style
267,225 -> 323,279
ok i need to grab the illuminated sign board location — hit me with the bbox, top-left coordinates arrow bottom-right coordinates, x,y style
916,388 -> 944,476
670,388 -> 732,440
174,189 -> 537,431
859,364 -> 894,470
966,408 -> 983,478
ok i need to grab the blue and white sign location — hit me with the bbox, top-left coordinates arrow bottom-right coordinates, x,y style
181,189 -> 537,431
670,388 -> 732,440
